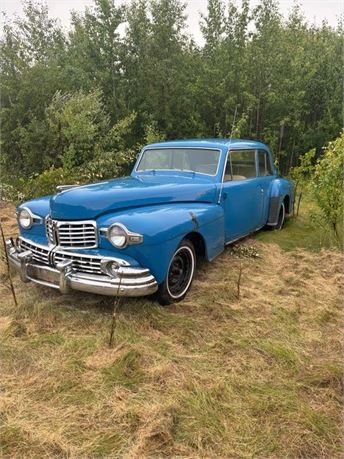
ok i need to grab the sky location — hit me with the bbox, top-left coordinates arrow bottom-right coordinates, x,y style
1,0 -> 342,44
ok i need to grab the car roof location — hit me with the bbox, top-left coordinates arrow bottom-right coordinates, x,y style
145,138 -> 269,151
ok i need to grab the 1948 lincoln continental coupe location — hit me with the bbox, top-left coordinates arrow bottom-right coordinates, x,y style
7,139 -> 294,304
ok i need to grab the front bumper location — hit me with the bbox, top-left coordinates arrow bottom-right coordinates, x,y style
6,238 -> 158,297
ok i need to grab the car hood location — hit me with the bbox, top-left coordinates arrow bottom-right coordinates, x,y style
49,175 -> 218,220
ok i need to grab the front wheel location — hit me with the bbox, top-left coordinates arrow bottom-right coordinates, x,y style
157,239 -> 196,305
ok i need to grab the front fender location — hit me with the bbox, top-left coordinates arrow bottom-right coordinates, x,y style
97,203 -> 225,284
18,196 -> 52,217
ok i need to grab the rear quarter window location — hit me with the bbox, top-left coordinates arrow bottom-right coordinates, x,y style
224,149 -> 257,181
258,150 -> 273,176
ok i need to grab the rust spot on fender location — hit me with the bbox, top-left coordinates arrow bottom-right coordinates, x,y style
189,211 -> 199,229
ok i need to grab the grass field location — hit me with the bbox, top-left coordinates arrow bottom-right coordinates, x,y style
0,200 -> 343,458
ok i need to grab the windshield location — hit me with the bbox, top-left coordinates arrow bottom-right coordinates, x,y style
137,148 -> 220,176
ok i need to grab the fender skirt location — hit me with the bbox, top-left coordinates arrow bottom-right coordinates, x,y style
267,197 -> 281,225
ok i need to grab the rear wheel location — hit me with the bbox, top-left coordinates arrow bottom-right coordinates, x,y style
157,239 -> 196,305
275,202 -> 285,230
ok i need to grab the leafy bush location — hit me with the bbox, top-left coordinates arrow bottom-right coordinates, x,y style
14,105 -> 142,200
19,167 -> 86,199
47,90 -> 110,169
311,132 -> 344,243
0,182 -> 26,202
290,148 -> 316,191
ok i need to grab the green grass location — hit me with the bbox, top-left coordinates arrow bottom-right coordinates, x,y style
254,196 -> 342,251
101,349 -> 146,389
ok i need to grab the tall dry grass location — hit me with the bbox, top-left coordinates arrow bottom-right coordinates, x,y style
0,202 -> 343,458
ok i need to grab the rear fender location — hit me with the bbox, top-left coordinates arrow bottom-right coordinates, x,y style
268,178 -> 295,225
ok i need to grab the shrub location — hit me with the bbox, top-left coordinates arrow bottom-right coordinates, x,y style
20,167 -> 86,200
311,132 -> 344,243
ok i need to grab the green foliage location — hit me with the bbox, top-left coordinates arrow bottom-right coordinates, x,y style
229,245 -> 260,258
144,121 -> 166,144
0,0 -> 342,184
16,111 -> 140,199
47,90 -> 109,169
311,133 -> 344,243
291,149 -> 316,183
83,112 -> 139,180
19,168 -> 85,199
255,193 -> 342,251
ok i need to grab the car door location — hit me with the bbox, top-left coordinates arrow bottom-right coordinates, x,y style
221,149 -> 262,242
256,149 -> 275,226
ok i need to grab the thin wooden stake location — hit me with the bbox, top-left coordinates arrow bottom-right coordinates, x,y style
109,272 -> 123,348
293,182 -> 299,218
296,191 -> 302,217
236,263 -> 243,300
0,220 -> 18,307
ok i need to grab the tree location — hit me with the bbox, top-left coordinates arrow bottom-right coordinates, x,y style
47,90 -> 109,169
0,1 -> 66,176
0,0 -> 342,183
311,133 -> 344,242
66,0 -> 125,118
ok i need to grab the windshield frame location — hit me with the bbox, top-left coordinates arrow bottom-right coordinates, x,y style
134,146 -> 222,177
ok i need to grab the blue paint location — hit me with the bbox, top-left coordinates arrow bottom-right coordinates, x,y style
17,139 -> 294,286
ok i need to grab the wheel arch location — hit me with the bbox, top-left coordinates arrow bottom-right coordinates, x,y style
183,231 -> 206,260
267,194 -> 289,226
283,194 -> 291,214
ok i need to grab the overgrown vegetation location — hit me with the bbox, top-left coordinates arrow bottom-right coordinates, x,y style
311,134 -> 344,243
288,132 -> 344,248
0,202 -> 343,457
1,0 -> 342,193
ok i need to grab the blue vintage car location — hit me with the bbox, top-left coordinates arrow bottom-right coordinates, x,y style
7,139 -> 294,304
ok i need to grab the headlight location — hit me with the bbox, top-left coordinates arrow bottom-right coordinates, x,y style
104,223 -> 143,249
18,208 -> 33,229
108,224 -> 128,248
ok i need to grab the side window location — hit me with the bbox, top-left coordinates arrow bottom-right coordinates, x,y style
258,150 -> 273,176
224,149 -> 257,181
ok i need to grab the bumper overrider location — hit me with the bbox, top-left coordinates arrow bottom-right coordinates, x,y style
5,237 -> 158,297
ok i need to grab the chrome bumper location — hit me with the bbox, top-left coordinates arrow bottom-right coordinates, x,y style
6,239 -> 158,297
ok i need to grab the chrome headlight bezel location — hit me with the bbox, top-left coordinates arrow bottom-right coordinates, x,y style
108,224 -> 128,248
101,223 -> 143,249
17,207 -> 43,230
17,207 -> 33,229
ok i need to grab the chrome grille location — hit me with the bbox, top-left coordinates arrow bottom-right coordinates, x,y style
45,217 -> 97,248
45,217 -> 55,244
20,239 -> 50,264
53,252 -> 101,275
20,239 -> 102,275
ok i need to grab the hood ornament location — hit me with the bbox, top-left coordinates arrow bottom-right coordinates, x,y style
56,184 -> 79,193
